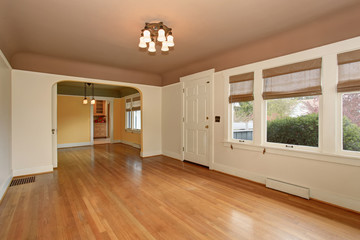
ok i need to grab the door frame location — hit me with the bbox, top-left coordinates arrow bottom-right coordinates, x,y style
180,69 -> 215,169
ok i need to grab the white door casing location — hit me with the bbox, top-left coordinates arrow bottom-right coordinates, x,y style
51,84 -> 58,168
181,69 -> 214,167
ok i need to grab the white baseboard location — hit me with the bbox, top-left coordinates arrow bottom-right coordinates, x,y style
162,150 -> 183,161
0,173 -> 12,201
212,162 -> 266,184
13,165 -> 54,177
141,150 -> 162,158
113,140 -> 141,149
310,187 -> 360,212
212,162 -> 360,212
57,142 -> 92,148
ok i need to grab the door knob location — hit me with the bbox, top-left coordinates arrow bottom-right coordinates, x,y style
205,125 -> 209,129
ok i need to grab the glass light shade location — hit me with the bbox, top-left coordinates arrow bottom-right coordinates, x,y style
83,98 -> 88,104
91,99 -> 96,105
143,30 -> 151,43
167,35 -> 174,47
161,41 -> 169,52
157,29 -> 166,42
138,37 -> 147,48
148,41 -> 156,52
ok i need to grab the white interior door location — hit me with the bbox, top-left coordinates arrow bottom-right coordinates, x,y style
181,69 -> 214,167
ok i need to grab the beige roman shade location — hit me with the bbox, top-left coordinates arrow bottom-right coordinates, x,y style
229,72 -> 254,103
125,98 -> 132,112
262,58 -> 322,100
337,49 -> 360,92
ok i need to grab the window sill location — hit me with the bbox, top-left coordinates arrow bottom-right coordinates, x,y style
223,141 -> 360,167
125,129 -> 141,134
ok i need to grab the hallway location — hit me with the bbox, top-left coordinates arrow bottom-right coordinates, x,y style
0,143 -> 359,239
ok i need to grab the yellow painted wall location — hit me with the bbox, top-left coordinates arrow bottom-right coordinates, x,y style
57,95 -> 91,144
113,98 -> 141,145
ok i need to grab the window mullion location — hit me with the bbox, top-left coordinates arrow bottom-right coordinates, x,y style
321,54 -> 338,153
253,69 -> 263,145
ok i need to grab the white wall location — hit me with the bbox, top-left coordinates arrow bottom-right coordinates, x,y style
11,70 -> 162,176
161,37 -> 360,212
162,83 -> 182,160
0,50 -> 12,200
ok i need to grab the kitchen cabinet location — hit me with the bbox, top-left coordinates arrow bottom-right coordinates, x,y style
94,100 -> 106,115
94,123 -> 107,138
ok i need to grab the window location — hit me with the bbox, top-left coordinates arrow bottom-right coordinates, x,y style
125,98 -> 132,129
126,111 -> 132,129
263,58 -> 322,147
232,102 -> 253,140
229,72 -> 254,141
337,49 -> 360,152
342,93 -> 360,152
266,96 -> 319,147
133,110 -> 141,130
125,95 -> 141,131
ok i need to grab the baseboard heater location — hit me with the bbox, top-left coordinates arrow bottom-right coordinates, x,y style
266,178 -> 310,199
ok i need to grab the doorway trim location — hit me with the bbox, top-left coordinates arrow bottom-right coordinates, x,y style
180,69 -> 215,169
52,80 -> 144,169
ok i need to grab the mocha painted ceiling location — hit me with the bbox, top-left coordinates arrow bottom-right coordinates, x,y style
1,0 -> 360,76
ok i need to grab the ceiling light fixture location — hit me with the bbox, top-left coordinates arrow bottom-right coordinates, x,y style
83,83 -> 96,105
83,83 -> 88,104
91,83 -> 96,105
138,22 -> 175,53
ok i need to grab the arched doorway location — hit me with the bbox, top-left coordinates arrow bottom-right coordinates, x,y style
52,81 -> 143,167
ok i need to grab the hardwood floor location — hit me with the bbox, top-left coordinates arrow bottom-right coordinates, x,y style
0,143 -> 359,239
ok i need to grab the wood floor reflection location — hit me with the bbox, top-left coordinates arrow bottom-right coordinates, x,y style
0,143 -> 359,239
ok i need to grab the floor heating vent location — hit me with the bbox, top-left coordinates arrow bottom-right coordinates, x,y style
266,178 -> 310,199
10,176 -> 36,187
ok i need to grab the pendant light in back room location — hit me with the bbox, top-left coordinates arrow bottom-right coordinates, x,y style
91,83 -> 96,105
83,83 -> 88,104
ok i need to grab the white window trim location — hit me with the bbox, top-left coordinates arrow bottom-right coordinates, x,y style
220,37 -> 360,167
125,93 -> 141,132
337,91 -> 360,158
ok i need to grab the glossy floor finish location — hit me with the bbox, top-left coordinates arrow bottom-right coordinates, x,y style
0,144 -> 359,239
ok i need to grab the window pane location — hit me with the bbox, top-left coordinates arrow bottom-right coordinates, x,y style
126,111 -> 132,129
342,92 -> 360,152
133,110 -> 141,130
232,101 -> 253,141
266,96 -> 319,147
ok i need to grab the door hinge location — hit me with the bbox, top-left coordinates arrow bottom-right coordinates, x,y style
183,117 -> 184,122
182,89 -> 184,93
183,147 -> 184,151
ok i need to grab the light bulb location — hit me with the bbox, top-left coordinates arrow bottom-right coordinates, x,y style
167,35 -> 174,47
157,29 -> 166,42
161,41 -> 169,52
83,98 -> 88,104
148,41 -> 156,52
91,99 -> 96,105
143,30 -> 151,43
138,37 -> 147,48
